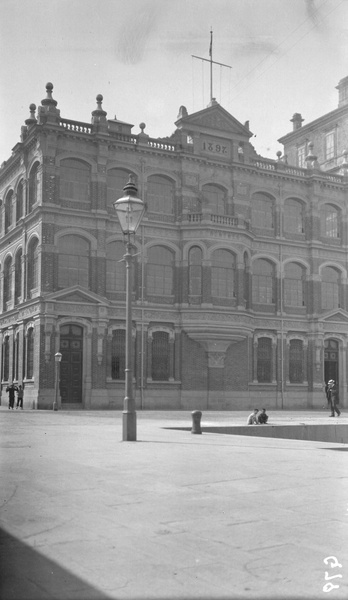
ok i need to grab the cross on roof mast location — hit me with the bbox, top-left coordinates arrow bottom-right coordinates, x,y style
192,28 -> 232,105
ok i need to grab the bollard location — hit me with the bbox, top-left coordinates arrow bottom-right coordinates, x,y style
191,410 -> 202,434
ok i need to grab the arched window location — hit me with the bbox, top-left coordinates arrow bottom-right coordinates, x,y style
322,205 -> 339,238
26,328 -> 34,379
212,249 -> 235,299
60,159 -> 90,204
4,191 -> 13,233
107,169 -> 137,208
147,246 -> 174,296
111,330 -> 125,380
27,238 -> 39,295
58,235 -> 89,289
147,175 -> 174,214
257,337 -> 271,382
3,257 -> 12,309
14,250 -> 22,305
289,339 -> 304,383
284,263 -> 305,307
188,246 -> 202,298
106,241 -> 126,292
152,331 -> 169,381
252,259 -> 275,304
202,184 -> 226,215
284,199 -> 304,234
16,180 -> 24,222
28,163 -> 40,212
251,193 -> 274,230
322,267 -> 340,310
3,336 -> 10,382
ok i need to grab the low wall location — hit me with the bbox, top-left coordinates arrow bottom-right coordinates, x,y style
202,424 -> 348,444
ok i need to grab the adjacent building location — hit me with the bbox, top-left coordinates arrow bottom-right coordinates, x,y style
0,80 -> 348,410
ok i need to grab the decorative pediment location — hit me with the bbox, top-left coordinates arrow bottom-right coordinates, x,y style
322,310 -> 348,323
45,285 -> 109,306
175,104 -> 252,138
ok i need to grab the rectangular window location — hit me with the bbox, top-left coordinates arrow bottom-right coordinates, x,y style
147,178 -> 174,214
252,201 -> 273,229
106,261 -> 126,292
297,145 -> 306,168
284,279 -> 304,307
324,209 -> 339,238
284,201 -> 303,234
26,330 -> 34,379
14,334 -> 19,381
189,265 -> 202,296
253,275 -> 273,304
58,255 -> 89,288
3,338 -> 9,381
322,282 -> 339,310
147,265 -> 172,295
152,332 -> 170,381
212,267 -> 235,299
60,165 -> 90,202
289,340 -> 304,383
111,330 -> 125,380
325,132 -> 335,161
257,338 -> 271,382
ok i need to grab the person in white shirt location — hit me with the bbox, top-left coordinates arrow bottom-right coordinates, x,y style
247,408 -> 259,425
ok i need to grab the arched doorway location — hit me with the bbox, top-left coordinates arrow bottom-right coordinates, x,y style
60,324 -> 83,405
324,339 -> 339,386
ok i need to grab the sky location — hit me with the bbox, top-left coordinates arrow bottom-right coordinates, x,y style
0,0 -> 347,162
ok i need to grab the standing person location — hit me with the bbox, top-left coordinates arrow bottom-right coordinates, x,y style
327,380 -> 341,417
6,383 -> 18,410
16,385 -> 24,410
247,408 -> 259,425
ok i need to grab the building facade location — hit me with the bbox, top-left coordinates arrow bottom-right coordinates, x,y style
0,81 -> 348,410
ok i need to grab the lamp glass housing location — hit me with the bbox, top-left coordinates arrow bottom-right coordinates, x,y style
113,178 -> 145,235
55,352 -> 62,363
113,195 -> 145,235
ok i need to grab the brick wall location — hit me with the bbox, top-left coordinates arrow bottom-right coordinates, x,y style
225,339 -> 249,391
181,332 -> 207,391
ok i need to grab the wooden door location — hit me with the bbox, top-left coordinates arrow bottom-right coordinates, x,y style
60,324 -> 83,404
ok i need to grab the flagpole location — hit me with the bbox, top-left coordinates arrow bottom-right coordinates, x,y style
191,30 -> 232,108
209,28 -> 213,103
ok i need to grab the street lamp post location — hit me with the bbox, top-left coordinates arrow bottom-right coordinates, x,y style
113,177 -> 145,441
53,351 -> 62,411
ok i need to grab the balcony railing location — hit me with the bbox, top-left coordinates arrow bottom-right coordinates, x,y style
59,119 -> 92,134
147,139 -> 176,152
250,157 -> 344,183
111,133 -> 137,144
210,214 -> 239,226
183,213 -> 243,228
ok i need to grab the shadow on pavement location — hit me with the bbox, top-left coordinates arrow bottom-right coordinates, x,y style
0,527 -> 113,600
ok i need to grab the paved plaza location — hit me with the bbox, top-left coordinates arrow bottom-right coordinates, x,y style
0,407 -> 348,600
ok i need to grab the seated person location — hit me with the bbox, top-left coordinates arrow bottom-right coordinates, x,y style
247,408 -> 259,425
258,408 -> 269,424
